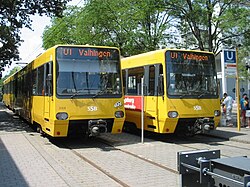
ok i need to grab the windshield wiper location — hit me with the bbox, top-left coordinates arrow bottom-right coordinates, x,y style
92,90 -> 106,98
180,94 -> 189,99
198,93 -> 205,99
70,91 -> 80,99
70,88 -> 91,99
197,91 -> 210,99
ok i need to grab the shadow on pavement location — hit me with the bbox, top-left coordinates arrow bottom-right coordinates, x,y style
0,103 -> 30,186
0,138 -> 29,186
0,103 -> 34,133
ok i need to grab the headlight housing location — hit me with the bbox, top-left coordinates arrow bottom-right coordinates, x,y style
168,111 -> 178,118
115,111 -> 124,118
214,110 -> 221,117
56,112 -> 68,120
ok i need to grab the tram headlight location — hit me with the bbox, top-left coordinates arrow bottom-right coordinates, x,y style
214,110 -> 221,117
56,112 -> 68,120
115,111 -> 124,118
168,111 -> 178,118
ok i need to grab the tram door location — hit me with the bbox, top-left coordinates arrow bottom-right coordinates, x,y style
144,65 -> 162,132
44,62 -> 52,121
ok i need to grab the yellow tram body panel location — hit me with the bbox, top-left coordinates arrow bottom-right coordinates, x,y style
124,97 -> 220,134
31,97 -> 125,137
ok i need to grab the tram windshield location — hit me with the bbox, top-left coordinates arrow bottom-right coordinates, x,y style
166,51 -> 218,98
56,47 -> 122,98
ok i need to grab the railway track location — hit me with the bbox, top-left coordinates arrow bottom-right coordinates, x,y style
16,120 -> 250,187
61,136 -> 179,187
60,132 -> 249,186
2,106 -> 249,186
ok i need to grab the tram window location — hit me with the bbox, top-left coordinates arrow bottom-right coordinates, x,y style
23,75 -> 26,96
27,72 -> 33,97
37,66 -> 44,95
158,64 -> 164,96
127,67 -> 144,95
10,82 -> 12,94
10,81 -> 12,94
20,77 -> 23,95
18,78 -> 21,95
32,69 -> 38,95
148,65 -> 155,96
45,62 -> 53,96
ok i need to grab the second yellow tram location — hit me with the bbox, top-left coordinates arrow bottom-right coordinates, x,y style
121,49 -> 221,136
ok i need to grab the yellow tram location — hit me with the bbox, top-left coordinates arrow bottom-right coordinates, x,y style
2,45 -> 125,137
121,49 -> 221,136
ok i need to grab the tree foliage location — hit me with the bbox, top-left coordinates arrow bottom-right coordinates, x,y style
0,0 -> 70,77
43,0 -> 173,56
43,0 -> 249,58
165,0 -> 250,55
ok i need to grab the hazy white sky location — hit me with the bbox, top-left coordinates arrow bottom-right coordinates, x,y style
3,0 -> 83,76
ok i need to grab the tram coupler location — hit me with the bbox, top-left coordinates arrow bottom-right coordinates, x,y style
88,119 -> 107,136
195,118 -> 215,133
177,149 -> 250,187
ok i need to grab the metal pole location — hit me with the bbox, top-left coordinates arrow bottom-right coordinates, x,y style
248,57 -> 250,97
221,50 -> 227,94
141,77 -> 144,143
236,47 -> 241,131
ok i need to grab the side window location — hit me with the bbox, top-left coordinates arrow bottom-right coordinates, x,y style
21,76 -> 24,96
6,84 -> 8,94
158,64 -> 164,96
8,83 -> 10,94
14,79 -> 17,97
148,65 -> 155,96
37,66 -> 44,95
24,71 -> 31,97
127,67 -> 144,95
32,69 -> 38,95
18,78 -> 21,95
45,62 -> 53,96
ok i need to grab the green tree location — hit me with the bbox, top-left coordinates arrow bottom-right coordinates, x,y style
43,0 -> 249,58
43,0 -> 173,56
0,0 -> 71,77
166,0 -> 250,55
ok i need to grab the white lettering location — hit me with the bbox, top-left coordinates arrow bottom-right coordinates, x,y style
124,97 -> 136,109
194,105 -> 202,111
88,106 -> 98,111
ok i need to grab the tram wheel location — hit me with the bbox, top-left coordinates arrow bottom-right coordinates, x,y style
37,125 -> 46,137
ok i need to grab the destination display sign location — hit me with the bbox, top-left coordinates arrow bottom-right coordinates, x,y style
168,51 -> 212,62
56,46 -> 119,60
